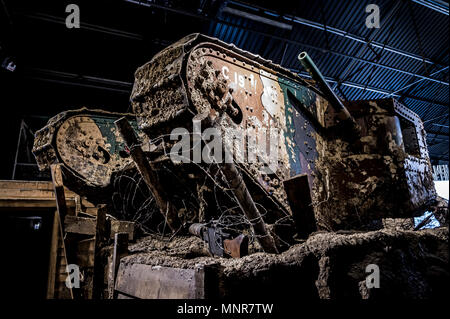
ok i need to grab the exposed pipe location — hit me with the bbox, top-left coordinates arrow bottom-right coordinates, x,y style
222,6 -> 292,30
433,123 -> 450,128
24,12 -> 144,40
387,66 -> 449,96
411,0 -> 449,15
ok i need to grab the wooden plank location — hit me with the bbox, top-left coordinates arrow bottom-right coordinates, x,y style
0,180 -> 54,190
81,197 -> 96,211
93,205 -> 108,299
114,263 -> 206,299
50,164 -> 68,222
116,292 -> 134,299
0,188 -> 61,199
76,238 -> 95,267
107,233 -> 129,299
54,211 -> 74,299
1,180 -> 55,190
0,179 -> 78,210
0,199 -> 77,209
0,180 -> 77,196
110,220 -> 135,241
65,215 -> 96,235
46,211 -> 59,299
0,181 -> 88,217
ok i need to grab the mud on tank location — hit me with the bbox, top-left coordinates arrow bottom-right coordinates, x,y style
33,33 -> 438,253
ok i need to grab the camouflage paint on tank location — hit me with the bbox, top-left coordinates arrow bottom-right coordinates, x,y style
32,108 -> 145,202
90,115 -> 141,156
278,76 -> 319,179
182,42 -> 327,203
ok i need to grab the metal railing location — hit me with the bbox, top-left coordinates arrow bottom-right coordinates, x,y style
432,165 -> 449,181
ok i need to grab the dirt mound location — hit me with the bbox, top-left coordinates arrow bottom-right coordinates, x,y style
120,227 -> 449,299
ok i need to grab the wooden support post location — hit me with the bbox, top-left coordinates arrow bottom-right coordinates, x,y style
92,205 -> 108,299
57,210 -> 74,299
108,233 -> 129,299
50,164 -> 68,228
46,211 -> 59,299
47,210 -> 73,299
115,117 -> 180,232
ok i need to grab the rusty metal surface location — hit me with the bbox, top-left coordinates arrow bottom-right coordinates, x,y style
131,34 -> 328,219
130,33 -> 436,232
312,98 -> 436,230
32,108 -> 144,202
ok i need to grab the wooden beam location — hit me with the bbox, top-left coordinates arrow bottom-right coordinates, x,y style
93,205 -> 108,299
54,211 -> 74,299
0,199 -> 76,209
46,211 -> 59,299
64,215 -> 96,235
108,232 -> 129,299
76,238 -> 95,268
110,220 -> 135,241
114,263 -> 207,299
0,180 -> 78,210
65,215 -> 135,240
50,164 -> 69,226
0,180 -> 76,193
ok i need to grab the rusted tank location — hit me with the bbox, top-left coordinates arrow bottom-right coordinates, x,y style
130,34 -> 436,232
32,108 -> 148,203
33,33 -> 437,248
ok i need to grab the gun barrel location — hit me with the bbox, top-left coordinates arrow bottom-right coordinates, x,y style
188,223 -> 204,238
298,52 -> 360,137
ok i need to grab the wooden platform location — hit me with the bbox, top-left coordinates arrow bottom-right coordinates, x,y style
1,180 -> 135,299
0,179 -> 75,299
0,180 -> 78,209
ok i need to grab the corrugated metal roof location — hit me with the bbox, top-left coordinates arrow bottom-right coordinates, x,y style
206,0 -> 449,163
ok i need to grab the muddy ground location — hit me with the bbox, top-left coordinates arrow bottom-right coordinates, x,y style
120,226 -> 449,299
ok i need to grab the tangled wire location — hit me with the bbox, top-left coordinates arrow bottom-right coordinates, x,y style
110,131 -> 295,250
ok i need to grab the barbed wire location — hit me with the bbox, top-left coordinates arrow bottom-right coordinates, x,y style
110,130 -> 296,251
